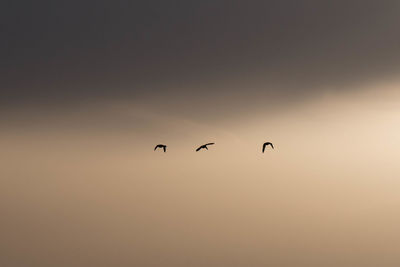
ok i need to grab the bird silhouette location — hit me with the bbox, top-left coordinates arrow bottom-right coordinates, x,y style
196,143 -> 215,152
262,142 -> 274,152
154,144 -> 167,152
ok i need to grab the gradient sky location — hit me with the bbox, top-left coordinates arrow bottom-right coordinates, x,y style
2,1 -> 400,266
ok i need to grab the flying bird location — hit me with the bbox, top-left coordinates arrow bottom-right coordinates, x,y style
154,144 -> 167,152
196,143 -> 215,152
262,142 -> 274,152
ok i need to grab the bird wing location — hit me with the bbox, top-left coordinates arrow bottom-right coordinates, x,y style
163,146 -> 166,152
205,143 -> 215,146
154,145 -> 159,151
196,146 -> 202,152
263,142 -> 274,152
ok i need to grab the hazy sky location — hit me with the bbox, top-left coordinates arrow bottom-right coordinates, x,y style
2,1 -> 400,266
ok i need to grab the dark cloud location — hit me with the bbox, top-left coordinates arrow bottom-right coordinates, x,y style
2,0 -> 400,108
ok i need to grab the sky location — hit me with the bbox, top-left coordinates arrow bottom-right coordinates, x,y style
1,1 -> 400,266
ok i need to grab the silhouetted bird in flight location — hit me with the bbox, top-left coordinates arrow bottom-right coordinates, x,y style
262,142 -> 274,152
196,143 -> 215,152
154,144 -> 167,152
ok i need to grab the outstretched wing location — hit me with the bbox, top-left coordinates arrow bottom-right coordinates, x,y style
154,145 -> 159,151
263,142 -> 274,152
196,146 -> 202,152
205,143 -> 215,146
269,143 -> 274,149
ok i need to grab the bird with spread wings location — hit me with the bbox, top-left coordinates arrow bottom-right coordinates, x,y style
154,144 -> 167,152
196,143 -> 215,152
262,142 -> 274,152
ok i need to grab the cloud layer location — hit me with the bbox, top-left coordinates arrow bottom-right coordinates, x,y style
3,1 -> 400,109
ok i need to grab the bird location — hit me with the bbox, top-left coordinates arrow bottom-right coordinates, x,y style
196,143 -> 215,152
262,142 -> 274,152
154,144 -> 167,152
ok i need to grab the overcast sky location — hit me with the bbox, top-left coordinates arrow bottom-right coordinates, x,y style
2,0 -> 400,110
2,2 -> 400,266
